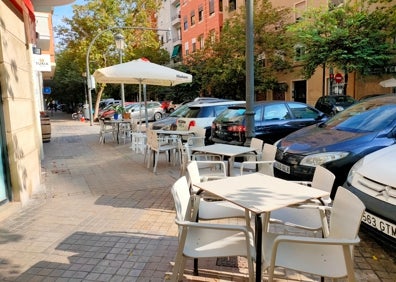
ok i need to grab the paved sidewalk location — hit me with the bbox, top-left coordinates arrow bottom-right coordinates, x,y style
0,112 -> 394,281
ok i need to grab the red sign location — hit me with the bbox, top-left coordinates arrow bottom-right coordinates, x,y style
334,73 -> 343,83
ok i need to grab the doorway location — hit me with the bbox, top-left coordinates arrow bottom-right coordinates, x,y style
293,80 -> 307,103
0,83 -> 10,204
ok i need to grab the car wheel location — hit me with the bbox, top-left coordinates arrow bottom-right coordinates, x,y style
154,112 -> 162,121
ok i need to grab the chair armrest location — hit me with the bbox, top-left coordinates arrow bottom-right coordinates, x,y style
274,234 -> 361,246
175,219 -> 254,234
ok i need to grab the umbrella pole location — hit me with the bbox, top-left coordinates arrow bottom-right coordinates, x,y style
143,84 -> 149,128
139,82 -> 142,132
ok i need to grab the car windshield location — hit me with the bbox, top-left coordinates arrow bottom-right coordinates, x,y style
169,104 -> 191,117
215,108 -> 246,122
325,102 -> 396,132
333,96 -> 355,103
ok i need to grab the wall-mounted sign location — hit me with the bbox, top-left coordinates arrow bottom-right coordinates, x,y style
33,54 -> 51,72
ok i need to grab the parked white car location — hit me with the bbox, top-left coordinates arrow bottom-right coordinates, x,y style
176,100 -> 245,143
345,144 -> 396,249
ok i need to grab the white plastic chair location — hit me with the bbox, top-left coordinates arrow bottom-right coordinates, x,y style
98,119 -> 115,144
240,143 -> 277,176
269,165 -> 335,233
186,161 -> 247,221
262,186 -> 365,282
170,176 -> 256,281
146,129 -> 178,173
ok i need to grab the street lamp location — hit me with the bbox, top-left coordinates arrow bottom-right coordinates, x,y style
114,33 -> 125,108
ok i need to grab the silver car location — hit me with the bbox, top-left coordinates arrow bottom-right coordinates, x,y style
127,101 -> 164,121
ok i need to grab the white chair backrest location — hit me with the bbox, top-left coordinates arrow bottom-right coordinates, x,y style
262,143 -> 277,162
171,176 -> 191,222
251,138 -> 264,155
187,136 -> 205,147
193,127 -> 206,138
311,165 -> 336,193
328,187 -> 365,239
187,161 -> 201,193
257,143 -> 277,176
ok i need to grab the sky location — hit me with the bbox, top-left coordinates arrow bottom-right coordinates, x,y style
52,0 -> 84,27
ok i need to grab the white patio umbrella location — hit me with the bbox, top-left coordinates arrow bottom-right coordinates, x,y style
93,58 -> 192,126
379,78 -> 396,88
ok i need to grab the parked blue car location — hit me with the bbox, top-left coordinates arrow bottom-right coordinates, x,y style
273,94 -> 396,198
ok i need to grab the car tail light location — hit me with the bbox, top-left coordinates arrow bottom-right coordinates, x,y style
227,125 -> 245,132
188,120 -> 196,130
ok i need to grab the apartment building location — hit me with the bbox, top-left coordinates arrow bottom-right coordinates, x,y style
158,0 -> 395,105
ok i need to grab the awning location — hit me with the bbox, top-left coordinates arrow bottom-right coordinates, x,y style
171,45 -> 181,58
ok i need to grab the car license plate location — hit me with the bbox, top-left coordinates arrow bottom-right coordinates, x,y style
274,161 -> 290,174
362,211 -> 396,239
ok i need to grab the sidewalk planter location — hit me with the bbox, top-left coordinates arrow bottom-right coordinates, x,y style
40,111 -> 51,143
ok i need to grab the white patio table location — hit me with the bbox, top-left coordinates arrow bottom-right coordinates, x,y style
193,173 -> 330,282
191,143 -> 257,176
104,119 -> 131,144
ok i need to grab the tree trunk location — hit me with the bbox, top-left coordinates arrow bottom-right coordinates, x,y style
93,86 -> 105,121
343,71 -> 348,95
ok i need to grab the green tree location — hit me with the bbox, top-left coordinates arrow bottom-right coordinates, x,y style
183,0 -> 293,100
54,0 -> 168,119
288,0 -> 395,93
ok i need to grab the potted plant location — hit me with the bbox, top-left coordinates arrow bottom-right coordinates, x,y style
112,105 -> 126,120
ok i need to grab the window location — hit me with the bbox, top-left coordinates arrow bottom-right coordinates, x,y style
288,103 -> 320,119
264,104 -> 289,120
257,52 -> 266,67
198,5 -> 204,21
209,29 -> 216,44
190,10 -> 195,26
254,106 -> 263,122
185,42 -> 189,55
295,1 -> 306,22
183,16 -> 188,30
192,38 -> 196,52
294,44 -> 305,61
198,34 -> 204,49
209,0 -> 215,15
228,0 -> 236,12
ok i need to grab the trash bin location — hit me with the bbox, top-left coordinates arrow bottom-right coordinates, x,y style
83,104 -> 90,119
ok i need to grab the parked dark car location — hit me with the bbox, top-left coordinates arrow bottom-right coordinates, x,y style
273,95 -> 396,198
344,145 -> 396,250
314,95 -> 356,116
210,101 -> 327,146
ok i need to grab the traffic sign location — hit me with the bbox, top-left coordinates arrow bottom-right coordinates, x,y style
334,73 -> 343,83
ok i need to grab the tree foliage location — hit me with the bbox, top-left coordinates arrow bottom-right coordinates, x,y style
52,0 -> 169,117
288,0 -> 396,79
182,0 -> 293,100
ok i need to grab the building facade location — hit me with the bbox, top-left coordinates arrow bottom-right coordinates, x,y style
158,0 -> 395,105
0,0 -> 74,208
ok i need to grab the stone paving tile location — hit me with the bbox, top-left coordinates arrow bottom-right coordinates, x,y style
0,112 -> 394,282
